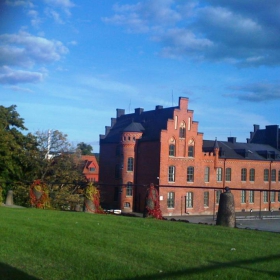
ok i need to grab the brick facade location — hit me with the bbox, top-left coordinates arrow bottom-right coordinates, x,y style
81,155 -> 99,183
99,97 -> 280,216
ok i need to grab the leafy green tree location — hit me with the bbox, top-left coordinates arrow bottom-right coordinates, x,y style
0,105 -> 38,184
0,105 -> 39,205
34,130 -> 87,209
77,142 -> 93,155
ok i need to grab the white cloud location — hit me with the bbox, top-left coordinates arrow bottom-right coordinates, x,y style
225,83 -> 280,102
103,0 -> 181,33
44,0 -> 74,16
105,0 -> 280,67
45,7 -> 64,24
8,85 -> 34,93
0,31 -> 68,68
0,66 -> 44,84
5,0 -> 34,7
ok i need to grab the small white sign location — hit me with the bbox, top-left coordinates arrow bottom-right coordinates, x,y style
160,196 -> 163,201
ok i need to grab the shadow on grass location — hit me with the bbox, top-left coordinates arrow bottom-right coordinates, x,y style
0,262 -> 39,280
118,254 -> 280,280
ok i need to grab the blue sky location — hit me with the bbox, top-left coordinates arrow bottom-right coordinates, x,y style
1,0 -> 280,152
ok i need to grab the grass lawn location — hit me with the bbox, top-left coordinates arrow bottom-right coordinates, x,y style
0,207 -> 280,280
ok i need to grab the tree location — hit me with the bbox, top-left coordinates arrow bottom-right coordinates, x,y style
77,142 -> 93,155
0,105 -> 40,205
34,130 -> 87,210
34,130 -> 72,180
0,105 -> 38,184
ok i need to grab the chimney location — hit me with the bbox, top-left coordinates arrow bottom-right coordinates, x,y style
135,108 -> 144,115
116,109 -> 125,118
254,124 -> 259,132
228,137 -> 236,143
155,105 -> 163,110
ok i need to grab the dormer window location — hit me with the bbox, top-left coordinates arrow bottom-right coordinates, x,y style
89,167 -> 95,172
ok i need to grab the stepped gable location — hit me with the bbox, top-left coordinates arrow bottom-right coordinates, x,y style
203,138 -> 280,161
100,105 -> 176,143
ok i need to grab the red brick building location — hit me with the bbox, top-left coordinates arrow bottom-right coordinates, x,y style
99,97 -> 280,216
81,155 -> 99,183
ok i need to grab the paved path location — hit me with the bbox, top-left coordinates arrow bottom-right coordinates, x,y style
165,213 -> 280,233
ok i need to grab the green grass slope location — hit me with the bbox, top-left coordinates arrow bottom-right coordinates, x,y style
0,207 -> 280,280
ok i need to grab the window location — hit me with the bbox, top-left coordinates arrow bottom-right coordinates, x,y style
187,166 -> 194,182
89,167 -> 95,172
175,115 -> 178,129
264,169 -> 269,182
204,167 -> 210,182
278,192 -> 280,202
115,164 -> 120,179
278,170 -> 280,182
179,122 -> 186,138
188,146 -> 194,157
263,191 -> 268,203
186,192 -> 193,208
241,190 -> 246,204
249,190 -> 254,203
169,144 -> 175,156
225,168 -> 231,181
271,191 -> 275,203
216,190 -> 222,204
167,192 -> 175,208
241,168 -> 247,181
271,169 -> 276,182
127,157 -> 134,171
204,191 -> 209,207
168,166 -> 175,182
126,182 -> 133,196
216,168 -> 223,182
124,202 -> 130,208
249,168 -> 255,182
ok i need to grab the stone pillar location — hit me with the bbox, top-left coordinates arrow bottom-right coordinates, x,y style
5,190 -> 14,206
216,187 -> 236,227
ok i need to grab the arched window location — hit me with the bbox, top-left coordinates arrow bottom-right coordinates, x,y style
127,157 -> 134,171
179,122 -> 186,138
249,168 -> 255,182
126,182 -> 133,196
241,168 -> 247,181
216,168 -> 223,182
264,169 -> 269,182
169,137 -> 176,156
187,166 -> 194,182
271,169 -> 276,182
225,168 -> 231,181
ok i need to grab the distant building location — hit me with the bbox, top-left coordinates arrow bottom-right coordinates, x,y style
247,124 -> 280,150
81,155 -> 99,183
99,97 -> 280,216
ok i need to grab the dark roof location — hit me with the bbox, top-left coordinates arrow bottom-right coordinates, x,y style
203,140 -> 280,161
123,122 -> 145,132
100,106 -> 176,143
